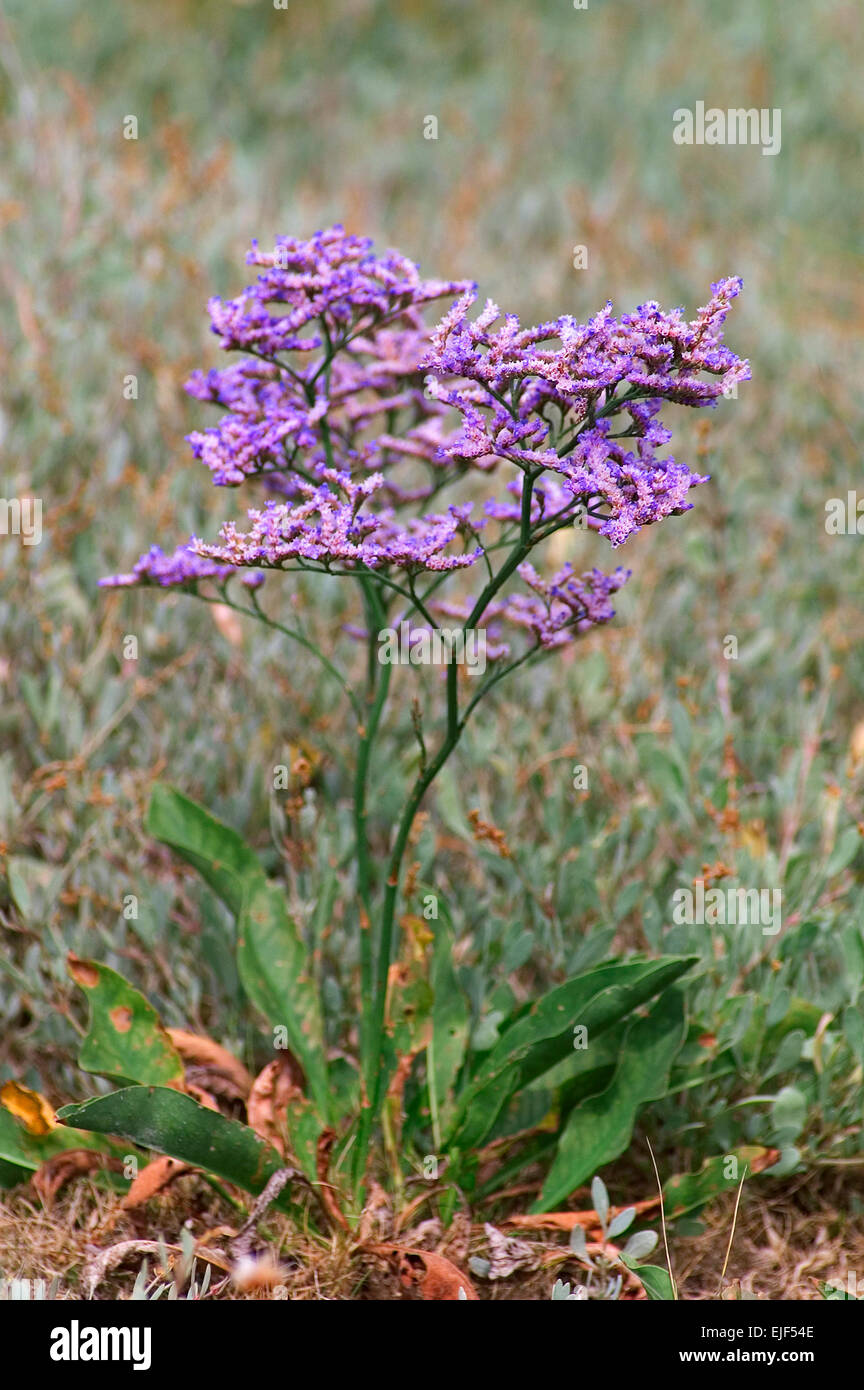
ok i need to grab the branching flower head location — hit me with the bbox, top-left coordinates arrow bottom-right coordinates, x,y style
101,226 -> 748,656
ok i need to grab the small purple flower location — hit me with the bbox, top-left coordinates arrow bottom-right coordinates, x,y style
99,542 -> 262,591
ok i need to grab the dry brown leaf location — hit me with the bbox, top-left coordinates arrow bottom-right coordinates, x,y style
184,1082 -> 219,1111
166,1027 -> 254,1102
32,1149 -> 121,1205
316,1128 -> 350,1232
0,1080 -> 57,1135
122,1155 -> 190,1209
504,1196 -> 660,1234
370,1243 -> 478,1300
246,1056 -> 303,1154
442,1209 -> 472,1263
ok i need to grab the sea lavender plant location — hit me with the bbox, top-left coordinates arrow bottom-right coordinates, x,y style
101,226 -> 749,1187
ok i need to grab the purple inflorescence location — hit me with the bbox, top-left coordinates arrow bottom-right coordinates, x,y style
102,227 -> 748,647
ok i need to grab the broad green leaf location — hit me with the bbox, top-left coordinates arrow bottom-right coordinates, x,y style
622,1258 -> 675,1300
535,989 -> 687,1211
237,879 -> 329,1119
57,1086 -> 293,1210
146,784 -> 263,917
68,954 -> 184,1088
446,956 -> 696,1151
429,911 -> 470,1138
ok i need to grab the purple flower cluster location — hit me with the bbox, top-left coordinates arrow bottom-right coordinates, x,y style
193,468 -> 482,573
102,227 -> 748,649
433,562 -> 631,653
423,278 -> 748,546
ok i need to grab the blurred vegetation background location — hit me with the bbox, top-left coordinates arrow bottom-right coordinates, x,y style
1,0 -> 863,1178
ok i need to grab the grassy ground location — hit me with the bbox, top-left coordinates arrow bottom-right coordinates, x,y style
1,0 -> 863,1298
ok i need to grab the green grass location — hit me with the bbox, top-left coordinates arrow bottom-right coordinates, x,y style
1,0 -> 863,1199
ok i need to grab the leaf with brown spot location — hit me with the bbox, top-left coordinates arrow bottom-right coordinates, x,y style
166,1028 -> 254,1103
0,1081 -> 57,1136
67,954 -> 184,1088
67,957 -> 99,988
371,1244 -> 478,1300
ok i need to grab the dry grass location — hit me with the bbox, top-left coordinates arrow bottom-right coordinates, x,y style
3,1170 -> 862,1300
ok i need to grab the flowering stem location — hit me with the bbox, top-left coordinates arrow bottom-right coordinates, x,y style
355,476 -> 546,1184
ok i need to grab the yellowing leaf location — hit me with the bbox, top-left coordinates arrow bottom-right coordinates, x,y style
1,1081 -> 57,1135
738,818 -> 768,858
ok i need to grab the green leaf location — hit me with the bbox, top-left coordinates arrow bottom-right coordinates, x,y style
663,1146 -> 778,1220
6,855 -> 59,923
569,1224 -> 588,1258
535,989 -> 687,1211
622,1230 -> 658,1262
770,1085 -> 808,1142
57,1086 -> 293,1209
446,955 -> 696,1152
761,1028 -> 804,1082
0,1106 -> 122,1183
622,1258 -> 675,1300
68,955 -> 184,1088
429,911 -> 470,1138
826,825 -> 861,878
591,1175 -> 610,1227
281,1096 -> 325,1184
237,879 -> 329,1119
146,784 -> 263,917
608,1206 -> 635,1239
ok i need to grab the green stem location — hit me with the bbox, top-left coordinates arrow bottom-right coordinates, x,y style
353,576 -> 391,1119
358,476 -> 546,1175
